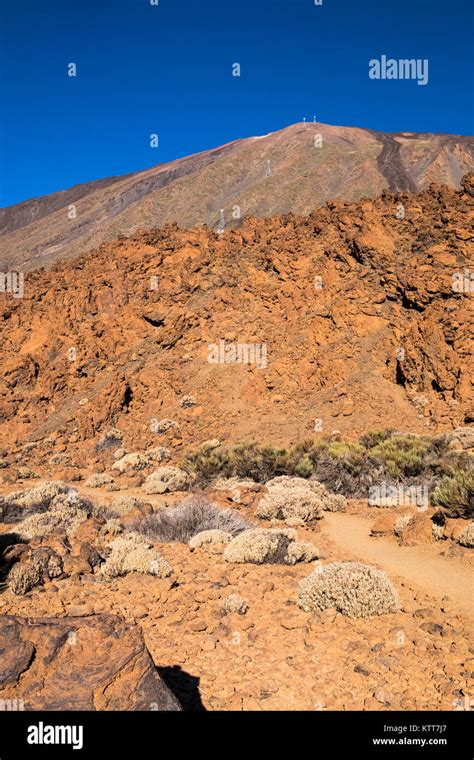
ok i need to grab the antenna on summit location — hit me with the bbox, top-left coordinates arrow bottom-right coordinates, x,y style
303,117 -> 307,130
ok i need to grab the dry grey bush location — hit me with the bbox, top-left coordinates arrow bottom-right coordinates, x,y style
394,513 -> 415,537
223,527 -> 317,565
0,481 -> 69,523
130,495 -> 252,544
256,476 -> 346,524
109,495 -> 146,516
8,548 -> 63,595
8,561 -> 42,595
286,540 -> 319,565
112,447 -> 170,473
459,521 -> 474,547
188,529 -> 233,551
84,473 -> 114,488
101,533 -> 172,578
99,518 -> 123,537
15,494 -> 91,541
298,561 -> 398,618
142,466 -> 194,494
222,593 -> 248,615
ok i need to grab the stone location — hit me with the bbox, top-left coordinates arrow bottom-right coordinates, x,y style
0,614 -> 181,710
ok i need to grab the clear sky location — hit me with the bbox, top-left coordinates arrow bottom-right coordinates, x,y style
1,0 -> 473,207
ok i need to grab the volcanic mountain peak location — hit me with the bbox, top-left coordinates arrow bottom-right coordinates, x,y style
1,122 -> 473,272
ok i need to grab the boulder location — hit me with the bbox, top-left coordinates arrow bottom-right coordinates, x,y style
399,513 -> 434,545
0,614 -> 181,711
370,513 -> 397,536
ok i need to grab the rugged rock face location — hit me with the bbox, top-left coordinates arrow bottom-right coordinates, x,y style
0,177 -> 472,465
1,122 -> 473,271
0,614 -> 181,710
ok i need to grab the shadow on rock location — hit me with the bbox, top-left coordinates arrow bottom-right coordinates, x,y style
157,665 -> 206,711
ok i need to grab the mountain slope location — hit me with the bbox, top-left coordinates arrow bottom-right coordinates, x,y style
1,122 -> 473,271
0,177 -> 472,467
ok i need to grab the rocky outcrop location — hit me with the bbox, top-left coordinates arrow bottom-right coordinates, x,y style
0,178 -> 472,465
0,614 -> 181,710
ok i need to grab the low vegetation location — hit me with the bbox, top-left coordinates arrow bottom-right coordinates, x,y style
432,466 -> 474,519
183,431 -> 471,499
0,481 -> 70,523
101,533 -> 172,579
129,495 -> 252,544
298,561 -> 398,618
458,521 -> 474,547
222,593 -> 248,615
256,476 -> 346,523
8,547 -> 63,596
223,528 -> 318,565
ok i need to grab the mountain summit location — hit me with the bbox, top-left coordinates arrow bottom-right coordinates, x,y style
1,122 -> 473,271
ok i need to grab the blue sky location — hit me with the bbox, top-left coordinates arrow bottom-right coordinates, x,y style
1,0 -> 473,207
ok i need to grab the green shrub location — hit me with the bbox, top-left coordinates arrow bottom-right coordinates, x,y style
184,442 -> 314,484
308,441 -> 378,496
359,429 -> 395,449
370,434 -> 433,478
183,448 -> 232,483
432,467 -> 474,519
182,434 -> 471,500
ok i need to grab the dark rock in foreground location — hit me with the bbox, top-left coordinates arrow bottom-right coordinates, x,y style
0,613 -> 181,711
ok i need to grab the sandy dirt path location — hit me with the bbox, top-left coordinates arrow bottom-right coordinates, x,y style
323,513 -> 474,624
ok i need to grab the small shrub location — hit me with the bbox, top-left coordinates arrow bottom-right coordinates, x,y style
0,481 -> 69,523
394,513 -> 415,537
84,473 -> 114,488
212,476 -> 257,492
432,467 -> 474,519
109,495 -> 144,516
112,448 -> 170,473
286,540 -> 319,565
8,548 -> 63,595
8,560 -> 42,595
458,521 -> 474,547
298,561 -> 398,618
432,523 -> 445,541
130,495 -> 252,543
222,593 -> 248,615
16,494 -> 92,540
100,518 -> 123,537
188,529 -> 232,551
95,428 -> 123,452
224,528 -> 296,565
101,533 -> 172,578
95,436 -> 122,453
256,476 -> 345,523
142,466 -> 193,494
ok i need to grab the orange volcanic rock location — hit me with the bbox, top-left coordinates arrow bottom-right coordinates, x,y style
0,178 -> 472,471
0,614 -> 181,710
